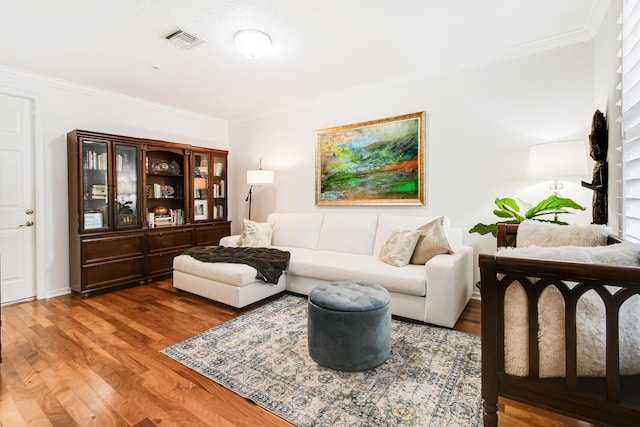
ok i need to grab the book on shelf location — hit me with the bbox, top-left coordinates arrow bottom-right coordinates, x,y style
151,183 -> 176,198
84,151 -> 107,170
115,153 -> 132,172
152,209 -> 184,227
170,209 -> 184,226
153,215 -> 172,227
213,204 -> 224,219
212,181 -> 225,198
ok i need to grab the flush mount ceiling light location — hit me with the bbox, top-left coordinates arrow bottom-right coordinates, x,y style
234,29 -> 271,59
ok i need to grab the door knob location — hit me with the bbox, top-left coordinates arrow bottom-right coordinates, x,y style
20,221 -> 34,227
26,209 -> 34,215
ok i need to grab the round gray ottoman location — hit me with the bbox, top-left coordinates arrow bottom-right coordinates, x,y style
307,281 -> 391,371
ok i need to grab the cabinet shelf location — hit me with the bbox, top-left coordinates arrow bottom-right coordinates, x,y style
146,173 -> 183,177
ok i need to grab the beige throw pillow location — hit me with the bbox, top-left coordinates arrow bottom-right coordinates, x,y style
238,219 -> 273,247
379,229 -> 420,267
410,217 -> 453,264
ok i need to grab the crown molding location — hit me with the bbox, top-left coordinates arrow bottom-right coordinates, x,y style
584,0 -> 613,37
231,26 -> 598,125
0,64 -> 227,125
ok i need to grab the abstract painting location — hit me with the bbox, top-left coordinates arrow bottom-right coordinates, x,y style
316,111 -> 425,205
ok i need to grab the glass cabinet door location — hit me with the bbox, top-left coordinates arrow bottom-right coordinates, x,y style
212,155 -> 226,220
193,153 -> 210,221
115,144 -> 139,228
82,140 -> 109,230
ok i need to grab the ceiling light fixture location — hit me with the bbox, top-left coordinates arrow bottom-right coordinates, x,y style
234,29 -> 271,59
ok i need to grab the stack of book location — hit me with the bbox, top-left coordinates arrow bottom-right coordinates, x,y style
153,209 -> 184,227
153,215 -> 173,227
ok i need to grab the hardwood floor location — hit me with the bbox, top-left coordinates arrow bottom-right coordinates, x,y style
0,279 -> 596,426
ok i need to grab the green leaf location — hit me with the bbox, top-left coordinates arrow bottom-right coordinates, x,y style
496,197 -> 520,212
468,194 -> 585,237
525,195 -> 585,219
495,198 -> 527,222
469,219 -> 521,237
468,223 -> 499,236
493,209 -> 516,219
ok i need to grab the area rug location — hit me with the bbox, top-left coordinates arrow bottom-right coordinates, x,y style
161,294 -> 482,426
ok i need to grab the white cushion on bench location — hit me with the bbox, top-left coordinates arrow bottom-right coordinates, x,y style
173,254 -> 259,287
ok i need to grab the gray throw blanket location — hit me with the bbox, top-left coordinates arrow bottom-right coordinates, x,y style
183,246 -> 290,284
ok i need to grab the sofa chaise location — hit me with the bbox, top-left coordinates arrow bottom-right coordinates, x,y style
173,212 -> 474,328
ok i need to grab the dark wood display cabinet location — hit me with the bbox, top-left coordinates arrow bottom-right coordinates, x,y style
67,130 -> 230,296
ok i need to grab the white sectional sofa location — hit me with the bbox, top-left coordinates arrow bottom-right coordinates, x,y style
173,212 -> 474,328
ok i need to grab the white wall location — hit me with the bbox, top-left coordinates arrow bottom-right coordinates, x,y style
0,66 -> 229,298
229,41 -> 596,274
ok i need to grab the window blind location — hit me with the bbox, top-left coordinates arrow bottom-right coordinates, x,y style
621,0 -> 640,242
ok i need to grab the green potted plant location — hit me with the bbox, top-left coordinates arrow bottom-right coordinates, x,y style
117,199 -> 133,215
469,195 -> 585,237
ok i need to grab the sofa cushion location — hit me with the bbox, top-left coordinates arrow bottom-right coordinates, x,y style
238,219 -> 273,247
516,220 -> 613,248
267,213 -> 323,249
317,213 -> 378,255
282,246 -> 426,297
410,217 -> 453,264
173,254 -> 259,287
379,229 -> 420,267
373,214 -> 450,256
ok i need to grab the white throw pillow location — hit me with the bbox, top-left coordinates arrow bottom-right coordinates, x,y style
379,229 -> 420,267
516,220 -> 612,248
238,219 -> 273,247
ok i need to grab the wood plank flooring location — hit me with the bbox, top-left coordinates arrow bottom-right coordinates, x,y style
0,279 -> 596,426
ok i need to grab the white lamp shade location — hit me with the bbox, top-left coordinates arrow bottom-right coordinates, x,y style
234,29 -> 271,59
527,140 -> 589,178
247,169 -> 274,185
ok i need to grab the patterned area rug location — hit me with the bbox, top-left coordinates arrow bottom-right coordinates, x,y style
161,294 -> 482,426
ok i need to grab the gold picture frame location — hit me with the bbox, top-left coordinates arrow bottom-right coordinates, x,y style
316,111 -> 425,206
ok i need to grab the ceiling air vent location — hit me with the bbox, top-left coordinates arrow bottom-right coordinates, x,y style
165,29 -> 205,50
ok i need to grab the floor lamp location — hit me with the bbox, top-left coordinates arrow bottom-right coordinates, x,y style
246,160 -> 274,220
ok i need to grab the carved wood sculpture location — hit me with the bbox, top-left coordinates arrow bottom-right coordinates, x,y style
581,109 -> 608,224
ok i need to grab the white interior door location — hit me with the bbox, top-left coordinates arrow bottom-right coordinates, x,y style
0,93 -> 36,304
